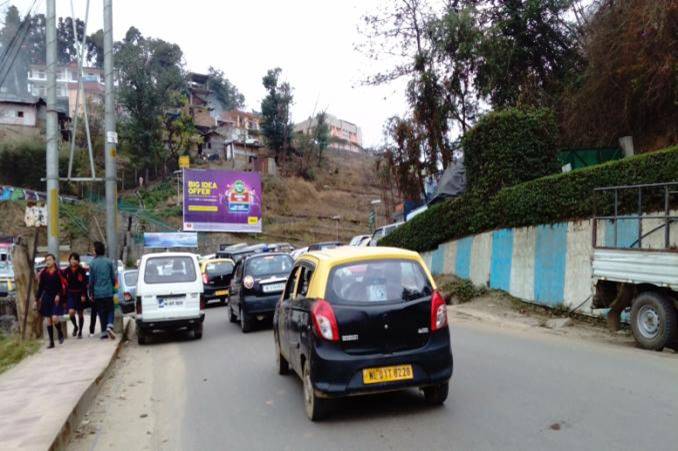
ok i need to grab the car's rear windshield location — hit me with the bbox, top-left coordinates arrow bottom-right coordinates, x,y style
124,271 -> 138,286
143,257 -> 197,284
206,261 -> 234,275
245,255 -> 293,277
326,259 -> 432,304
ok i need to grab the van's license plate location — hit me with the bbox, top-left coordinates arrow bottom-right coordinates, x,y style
158,298 -> 183,308
262,283 -> 285,293
362,365 -> 413,384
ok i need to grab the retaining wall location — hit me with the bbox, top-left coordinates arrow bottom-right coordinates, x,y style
423,214 -> 678,310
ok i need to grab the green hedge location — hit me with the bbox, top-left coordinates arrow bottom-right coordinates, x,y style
462,108 -> 560,195
382,145 -> 678,252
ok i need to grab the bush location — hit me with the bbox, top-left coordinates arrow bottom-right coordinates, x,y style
0,139 -> 72,191
439,278 -> 487,304
463,107 -> 560,195
382,144 -> 678,252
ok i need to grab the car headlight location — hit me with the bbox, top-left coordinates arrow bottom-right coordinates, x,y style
243,275 -> 254,289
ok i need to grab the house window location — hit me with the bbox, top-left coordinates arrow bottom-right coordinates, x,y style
17,111 -> 24,118
37,71 -> 45,79
207,142 -> 212,149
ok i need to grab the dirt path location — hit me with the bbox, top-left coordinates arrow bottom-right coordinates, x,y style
67,323 -> 186,451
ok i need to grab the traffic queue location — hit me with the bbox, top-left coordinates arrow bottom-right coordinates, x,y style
132,237 -> 453,421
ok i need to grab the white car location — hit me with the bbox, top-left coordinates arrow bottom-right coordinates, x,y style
135,252 -> 204,344
369,222 -> 405,246
348,234 -> 371,247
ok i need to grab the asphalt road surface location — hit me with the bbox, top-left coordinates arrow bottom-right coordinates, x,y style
70,306 -> 678,451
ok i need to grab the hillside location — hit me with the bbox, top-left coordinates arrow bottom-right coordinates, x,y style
127,151 -> 390,251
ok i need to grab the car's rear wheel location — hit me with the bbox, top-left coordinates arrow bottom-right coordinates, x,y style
137,328 -> 147,345
303,363 -> 327,421
276,342 -> 289,375
194,323 -> 203,340
240,308 -> 252,333
228,304 -> 237,323
423,383 -> 449,405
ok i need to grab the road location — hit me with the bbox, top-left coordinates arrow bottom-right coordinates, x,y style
69,306 -> 678,451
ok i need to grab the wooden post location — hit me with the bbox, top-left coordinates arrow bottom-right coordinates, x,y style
12,235 -> 42,340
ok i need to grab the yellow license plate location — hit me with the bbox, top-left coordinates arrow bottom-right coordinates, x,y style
362,365 -> 413,384
215,290 -> 229,296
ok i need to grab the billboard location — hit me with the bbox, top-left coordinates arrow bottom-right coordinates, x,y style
183,169 -> 262,233
144,232 -> 198,249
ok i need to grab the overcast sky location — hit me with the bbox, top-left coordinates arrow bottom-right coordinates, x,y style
12,0 -> 412,148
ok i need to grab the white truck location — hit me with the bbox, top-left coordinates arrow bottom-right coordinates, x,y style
591,182 -> 678,351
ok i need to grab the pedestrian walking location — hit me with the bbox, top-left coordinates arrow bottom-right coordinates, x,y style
36,254 -> 66,349
63,253 -> 87,339
89,242 -> 117,340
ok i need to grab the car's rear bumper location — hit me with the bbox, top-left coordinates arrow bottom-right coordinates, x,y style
242,294 -> 279,315
203,286 -> 229,299
310,329 -> 453,397
136,313 -> 205,331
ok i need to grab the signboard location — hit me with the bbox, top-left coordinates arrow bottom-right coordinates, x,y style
143,232 -> 198,249
179,155 -> 190,169
183,169 -> 262,233
24,206 -> 47,227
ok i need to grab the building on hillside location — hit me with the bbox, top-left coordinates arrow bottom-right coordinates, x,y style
0,94 -> 70,141
27,64 -> 104,118
294,113 -> 363,153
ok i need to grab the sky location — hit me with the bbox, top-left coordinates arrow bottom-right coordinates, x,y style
9,0 -> 411,148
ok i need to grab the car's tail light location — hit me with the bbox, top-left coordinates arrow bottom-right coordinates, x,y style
202,273 -> 209,284
430,290 -> 448,331
200,294 -> 206,310
135,297 -> 142,314
311,300 -> 339,342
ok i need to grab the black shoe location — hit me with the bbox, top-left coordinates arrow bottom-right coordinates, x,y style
48,342 -> 55,349
72,326 -> 78,337
77,334 -> 83,339
59,336 -> 64,344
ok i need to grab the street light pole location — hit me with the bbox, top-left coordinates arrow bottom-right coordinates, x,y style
332,215 -> 341,242
45,0 -> 59,257
103,0 -> 118,259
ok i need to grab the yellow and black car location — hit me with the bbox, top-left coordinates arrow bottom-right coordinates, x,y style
273,246 -> 453,421
200,258 -> 235,306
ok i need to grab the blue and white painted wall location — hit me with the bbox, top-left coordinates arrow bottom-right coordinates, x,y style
423,215 -> 678,309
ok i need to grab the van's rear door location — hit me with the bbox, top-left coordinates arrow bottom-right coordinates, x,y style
139,255 -> 202,321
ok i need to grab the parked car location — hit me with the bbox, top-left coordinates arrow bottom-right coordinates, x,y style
229,252 -> 294,333
217,243 -> 267,264
0,244 -> 14,297
348,234 -> 371,247
135,252 -> 204,344
119,269 -> 138,314
266,242 -> 295,253
273,246 -> 453,420
308,241 -> 342,251
200,258 -> 235,305
369,222 -> 404,246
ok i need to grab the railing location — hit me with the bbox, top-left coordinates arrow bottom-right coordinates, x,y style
592,181 -> 678,250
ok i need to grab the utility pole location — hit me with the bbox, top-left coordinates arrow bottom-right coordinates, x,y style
45,0 -> 59,257
103,0 -> 118,259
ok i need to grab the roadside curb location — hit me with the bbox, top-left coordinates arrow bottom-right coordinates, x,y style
450,306 -> 543,330
49,317 -> 131,451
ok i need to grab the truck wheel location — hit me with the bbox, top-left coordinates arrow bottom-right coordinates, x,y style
137,328 -> 147,345
423,382 -> 449,405
240,308 -> 252,333
228,304 -> 237,323
630,292 -> 677,351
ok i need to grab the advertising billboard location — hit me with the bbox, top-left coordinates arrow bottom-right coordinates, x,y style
144,232 -> 198,249
183,169 -> 262,233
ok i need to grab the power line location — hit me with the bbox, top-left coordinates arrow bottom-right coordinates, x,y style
0,0 -> 40,91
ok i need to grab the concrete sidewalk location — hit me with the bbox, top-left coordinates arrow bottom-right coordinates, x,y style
0,317 -> 128,450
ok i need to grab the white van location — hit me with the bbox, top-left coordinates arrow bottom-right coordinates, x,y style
135,252 -> 204,344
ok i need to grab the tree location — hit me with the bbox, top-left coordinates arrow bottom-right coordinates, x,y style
313,111 -> 330,163
260,68 -> 294,161
57,17 -> 86,65
115,27 -> 186,171
384,116 -> 427,201
206,66 -> 245,111
475,0 -> 581,108
86,29 -> 104,68
163,103 -> 200,161
0,5 -> 29,96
